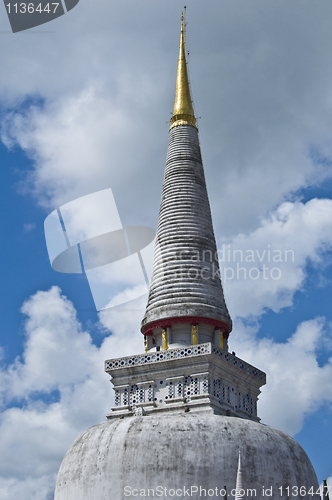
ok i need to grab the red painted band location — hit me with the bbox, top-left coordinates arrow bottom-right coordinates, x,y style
142,316 -> 231,337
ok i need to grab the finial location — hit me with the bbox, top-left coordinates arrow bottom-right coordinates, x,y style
323,480 -> 330,500
234,450 -> 244,500
170,13 -> 197,130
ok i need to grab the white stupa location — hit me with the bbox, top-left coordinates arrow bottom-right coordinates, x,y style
54,16 -> 320,500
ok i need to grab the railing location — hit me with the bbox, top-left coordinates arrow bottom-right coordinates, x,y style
105,342 -> 266,383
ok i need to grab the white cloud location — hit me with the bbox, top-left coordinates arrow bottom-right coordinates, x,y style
98,294 -> 146,356
104,285 -> 147,309
3,0 -> 332,235
231,317 -> 332,436
0,286 -> 146,500
0,82 -> 164,231
1,87 -> 139,208
0,474 -> 56,500
2,286 -> 100,400
221,198 -> 332,319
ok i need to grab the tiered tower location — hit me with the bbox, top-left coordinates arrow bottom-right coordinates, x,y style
54,18 -> 320,500
105,19 -> 265,421
141,19 -> 232,340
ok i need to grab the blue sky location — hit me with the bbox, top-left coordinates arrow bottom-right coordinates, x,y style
1,0 -> 332,498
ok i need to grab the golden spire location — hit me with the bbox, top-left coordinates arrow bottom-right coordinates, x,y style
170,16 -> 197,130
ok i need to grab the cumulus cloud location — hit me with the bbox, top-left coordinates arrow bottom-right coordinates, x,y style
3,0 -> 332,235
1,87 -> 147,208
0,83 -> 164,233
0,474 -> 56,500
98,294 -> 146,357
0,284 -> 331,498
1,286 -> 100,400
0,286 -> 145,500
231,317 -> 332,436
221,198 -> 332,318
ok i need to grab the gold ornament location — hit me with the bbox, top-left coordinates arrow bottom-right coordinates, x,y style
192,325 -> 198,345
162,329 -> 168,350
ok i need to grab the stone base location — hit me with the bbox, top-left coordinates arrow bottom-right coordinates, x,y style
54,414 -> 320,500
105,343 -> 265,421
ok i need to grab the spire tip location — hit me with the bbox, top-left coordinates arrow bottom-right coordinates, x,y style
170,13 -> 196,130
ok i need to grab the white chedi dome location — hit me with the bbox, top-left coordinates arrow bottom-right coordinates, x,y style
54,414 -> 319,500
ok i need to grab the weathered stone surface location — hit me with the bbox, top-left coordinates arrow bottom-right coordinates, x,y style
54,414 -> 319,500
141,125 -> 232,333
105,343 -> 265,421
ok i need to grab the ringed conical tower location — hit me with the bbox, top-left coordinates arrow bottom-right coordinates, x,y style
103,19 -> 264,421
142,18 -> 232,351
54,17 -> 320,500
